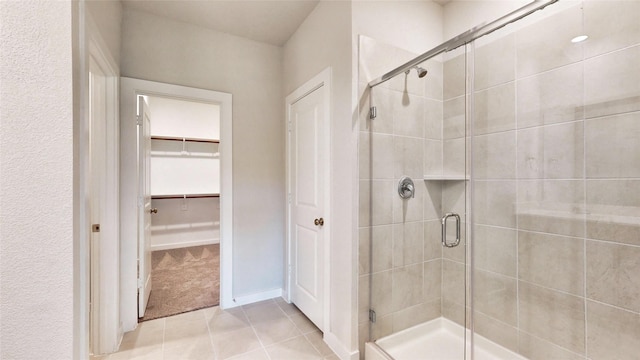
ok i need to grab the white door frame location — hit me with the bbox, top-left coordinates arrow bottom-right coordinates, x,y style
119,78 -> 233,332
84,11 -> 121,356
285,67 -> 332,332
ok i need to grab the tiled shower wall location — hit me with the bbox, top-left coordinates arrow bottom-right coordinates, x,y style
358,1 -> 640,359
448,2 -> 640,359
357,35 -> 445,355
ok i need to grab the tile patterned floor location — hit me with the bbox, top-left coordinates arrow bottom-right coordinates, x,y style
92,298 -> 338,360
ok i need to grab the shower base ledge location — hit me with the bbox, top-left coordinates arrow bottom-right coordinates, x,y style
365,317 -> 527,360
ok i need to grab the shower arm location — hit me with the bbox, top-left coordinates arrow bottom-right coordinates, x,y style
368,0 -> 559,89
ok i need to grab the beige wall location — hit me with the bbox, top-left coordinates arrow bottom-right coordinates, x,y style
120,9 -> 286,299
86,0 -> 122,64
283,1 -> 357,357
0,1 -> 75,358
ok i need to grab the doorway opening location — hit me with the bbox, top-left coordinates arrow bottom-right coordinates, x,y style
139,95 -> 222,321
119,78 -> 233,332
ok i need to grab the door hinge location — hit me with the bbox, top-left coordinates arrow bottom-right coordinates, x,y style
288,193 -> 292,204
137,196 -> 143,208
369,309 -> 377,323
136,114 -> 142,126
137,278 -> 143,290
288,120 -> 292,132
369,106 -> 377,120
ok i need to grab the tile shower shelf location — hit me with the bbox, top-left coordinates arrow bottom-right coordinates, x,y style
423,175 -> 469,181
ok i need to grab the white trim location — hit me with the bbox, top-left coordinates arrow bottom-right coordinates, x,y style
231,289 -> 283,307
150,238 -> 219,252
119,78 -> 233,331
285,67 -> 332,333
85,10 -> 121,356
324,331 -> 360,360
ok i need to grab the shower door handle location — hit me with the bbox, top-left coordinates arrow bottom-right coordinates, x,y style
441,213 -> 461,248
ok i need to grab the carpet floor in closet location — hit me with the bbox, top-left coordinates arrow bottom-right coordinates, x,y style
140,244 -> 219,321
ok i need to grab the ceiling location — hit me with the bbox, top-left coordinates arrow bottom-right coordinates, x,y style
122,1 -> 453,47
122,0 -> 321,46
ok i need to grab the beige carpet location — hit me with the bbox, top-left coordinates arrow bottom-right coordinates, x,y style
140,244 -> 220,321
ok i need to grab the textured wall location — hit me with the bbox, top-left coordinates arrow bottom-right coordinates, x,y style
0,1 -> 74,358
120,9 -> 285,299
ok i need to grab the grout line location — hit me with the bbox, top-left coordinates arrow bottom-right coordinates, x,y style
240,303 -> 273,360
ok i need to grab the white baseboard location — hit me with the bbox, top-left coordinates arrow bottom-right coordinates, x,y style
227,288 -> 283,308
324,331 -> 359,360
150,238 -> 219,251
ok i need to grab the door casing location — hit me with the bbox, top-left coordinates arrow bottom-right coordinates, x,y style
285,67 -> 332,333
119,78 -> 233,332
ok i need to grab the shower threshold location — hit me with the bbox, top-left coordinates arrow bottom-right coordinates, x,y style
365,317 -> 527,360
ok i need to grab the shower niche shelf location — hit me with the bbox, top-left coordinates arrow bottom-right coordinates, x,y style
423,175 -> 468,181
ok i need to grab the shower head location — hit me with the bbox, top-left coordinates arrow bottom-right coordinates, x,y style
405,66 -> 428,78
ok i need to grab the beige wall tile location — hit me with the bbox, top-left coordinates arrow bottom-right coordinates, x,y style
424,139 -> 443,176
517,121 -> 584,179
424,259 -> 442,302
474,225 -> 517,277
392,299 -> 441,333
442,259 -> 465,307
518,231 -> 584,295
473,131 -> 516,179
359,180 -> 394,227
367,86 -> 394,134
370,314 -> 393,340
586,179 -> 640,246
393,221 -> 424,267
443,138 -> 465,177
393,179 -> 424,223
442,301 -> 466,328
363,132 -> 395,180
517,63 -> 583,129
444,51 -> 466,100
586,240 -> 640,312
474,33 -> 516,91
371,225 -> 393,273
371,270 -> 392,317
474,311 -> 518,353
587,300 -> 640,360
474,270 -> 517,326
424,99 -> 443,140
585,112 -> 640,178
584,1 -> 640,59
517,180 -> 585,238
424,220 -> 443,261
518,282 -> 585,354
424,58 -> 443,101
516,4 -> 583,77
474,180 -> 516,228
474,82 -> 516,135
392,263 -> 424,312
424,181 -> 443,221
393,136 -> 424,179
389,72 -> 426,98
392,92 -> 425,137
443,95 -> 465,140
584,45 -> 640,119
518,331 -> 585,360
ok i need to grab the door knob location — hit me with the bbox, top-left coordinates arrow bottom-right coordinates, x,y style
314,218 -> 324,226
150,208 -> 158,214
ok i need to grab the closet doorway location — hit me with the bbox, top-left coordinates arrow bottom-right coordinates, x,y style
120,78 -> 233,329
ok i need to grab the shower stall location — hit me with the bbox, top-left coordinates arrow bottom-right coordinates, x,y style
359,1 -> 640,359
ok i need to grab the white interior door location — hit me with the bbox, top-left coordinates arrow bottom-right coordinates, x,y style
289,85 -> 326,330
138,96 -> 152,317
